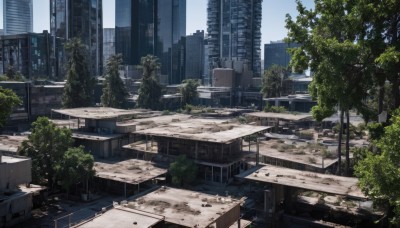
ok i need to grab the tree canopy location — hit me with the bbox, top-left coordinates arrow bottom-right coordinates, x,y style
261,64 -> 290,98
0,86 -> 22,129
101,54 -> 129,108
179,79 -> 199,107
355,109 -> 400,224
19,117 -> 74,190
169,155 -> 197,187
55,146 -> 95,199
137,55 -> 162,110
62,38 -> 93,108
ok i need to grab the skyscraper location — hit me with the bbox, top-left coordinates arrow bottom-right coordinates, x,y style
3,0 -> 33,35
264,40 -> 301,71
115,0 -> 186,85
103,28 -> 115,69
207,0 -> 262,78
185,30 -> 204,80
50,0 -> 103,77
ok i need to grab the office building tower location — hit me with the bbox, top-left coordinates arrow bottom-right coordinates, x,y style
103,28 -> 115,69
0,31 -> 65,80
185,30 -> 204,80
3,0 -> 33,35
264,40 -> 301,71
207,0 -> 262,79
50,0 -> 103,77
115,0 -> 186,85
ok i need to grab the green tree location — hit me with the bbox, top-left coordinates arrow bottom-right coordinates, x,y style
261,65 -> 289,98
62,38 -> 93,108
137,55 -> 162,110
169,155 -> 197,187
56,146 -> 95,199
286,0 -> 373,175
355,109 -> 400,224
101,54 -> 129,108
0,87 -> 22,129
180,79 -> 199,107
19,117 -> 74,190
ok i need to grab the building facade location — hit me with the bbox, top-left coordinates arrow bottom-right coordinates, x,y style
103,28 -> 115,69
185,30 -> 204,80
0,31 -> 65,80
50,0 -> 103,77
115,0 -> 186,85
207,0 -> 262,79
3,0 -> 33,35
264,40 -> 301,71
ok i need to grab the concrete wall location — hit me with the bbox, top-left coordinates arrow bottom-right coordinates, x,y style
0,192 -> 32,227
0,158 -> 31,191
213,68 -> 235,87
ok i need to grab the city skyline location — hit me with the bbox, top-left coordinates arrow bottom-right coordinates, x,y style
0,0 -> 314,55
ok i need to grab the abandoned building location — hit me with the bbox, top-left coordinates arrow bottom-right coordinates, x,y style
0,153 -> 42,227
125,118 -> 269,184
0,135 -> 27,155
245,112 -> 313,133
93,159 -> 167,197
50,107 -> 159,158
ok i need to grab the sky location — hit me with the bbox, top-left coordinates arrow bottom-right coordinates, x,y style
0,0 -> 314,55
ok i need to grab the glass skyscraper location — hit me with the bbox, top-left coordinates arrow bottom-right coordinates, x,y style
264,40 -> 301,71
207,0 -> 262,77
3,0 -> 33,35
115,0 -> 186,85
50,0 -> 103,77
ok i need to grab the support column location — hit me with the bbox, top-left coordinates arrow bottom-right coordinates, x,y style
124,182 -> 127,198
212,166 -> 214,182
145,135 -> 148,151
167,139 -> 169,155
220,167 -> 223,183
256,138 -> 260,166
195,141 -> 198,159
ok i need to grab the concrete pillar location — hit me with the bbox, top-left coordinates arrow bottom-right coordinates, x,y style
124,182 -> 127,198
220,167 -> 223,183
195,141 -> 198,159
256,138 -> 260,166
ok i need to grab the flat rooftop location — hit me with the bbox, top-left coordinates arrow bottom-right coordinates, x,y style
74,206 -> 164,228
0,135 -> 27,153
128,187 -> 241,228
246,112 -> 313,121
134,118 -> 270,144
52,107 -> 151,120
94,159 -> 167,184
117,114 -> 192,131
72,132 -> 124,141
1,155 -> 30,164
237,165 -> 365,199
258,139 -> 337,169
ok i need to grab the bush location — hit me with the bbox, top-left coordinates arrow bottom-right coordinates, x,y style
263,104 -> 287,113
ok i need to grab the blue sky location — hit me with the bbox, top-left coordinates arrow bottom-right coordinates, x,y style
0,0 -> 314,55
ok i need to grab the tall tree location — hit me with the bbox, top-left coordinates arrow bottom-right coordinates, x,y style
261,64 -> 289,98
180,79 -> 199,106
62,38 -> 93,108
286,0 -> 373,175
19,117 -> 74,190
0,87 -> 21,129
137,55 -> 162,110
355,109 -> 400,224
169,155 -> 197,187
55,146 -> 95,199
101,54 -> 129,108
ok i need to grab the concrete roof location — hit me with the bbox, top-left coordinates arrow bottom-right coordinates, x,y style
117,114 -> 192,131
128,187 -> 241,228
246,112 -> 313,121
52,107 -> 150,120
74,206 -> 164,228
1,155 -> 30,164
94,159 -> 167,184
0,135 -> 27,153
258,140 -> 338,169
134,118 -> 270,144
237,165 -> 365,199
72,132 -> 124,141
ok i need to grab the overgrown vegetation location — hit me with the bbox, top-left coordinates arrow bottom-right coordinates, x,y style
169,155 -> 197,187
0,87 -> 21,129
137,55 -> 162,110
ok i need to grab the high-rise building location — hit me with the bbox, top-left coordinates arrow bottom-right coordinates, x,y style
50,0 -> 103,77
207,0 -> 262,79
185,30 -> 204,80
3,0 -> 33,35
103,28 -> 115,69
115,0 -> 186,85
264,40 -> 301,71
0,31 -> 65,80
